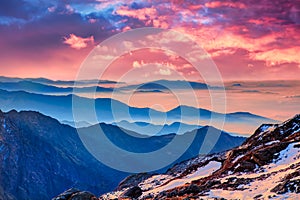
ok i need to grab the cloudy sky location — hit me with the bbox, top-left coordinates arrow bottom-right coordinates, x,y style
0,0 -> 299,80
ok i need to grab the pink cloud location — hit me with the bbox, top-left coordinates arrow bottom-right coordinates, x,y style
47,6 -> 56,13
115,6 -> 157,21
172,22 -> 300,69
205,1 -> 246,9
249,47 -> 300,67
88,19 -> 97,24
63,34 -> 94,50
122,26 -> 131,32
102,0 -> 300,80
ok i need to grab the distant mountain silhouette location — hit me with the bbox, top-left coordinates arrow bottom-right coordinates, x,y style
0,76 -> 119,86
119,79 -> 211,91
61,120 -> 92,128
0,110 -> 245,199
0,89 -> 277,134
0,81 -> 114,93
112,120 -> 202,136
167,105 -> 274,123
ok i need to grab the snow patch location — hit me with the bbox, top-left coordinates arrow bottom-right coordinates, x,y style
140,161 -> 221,198
233,155 -> 244,163
139,174 -> 171,191
265,140 -> 280,146
260,124 -> 272,132
208,165 -> 300,199
185,161 -> 221,180
154,161 -> 220,192
272,142 -> 300,166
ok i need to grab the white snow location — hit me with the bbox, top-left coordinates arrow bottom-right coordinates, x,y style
260,124 -> 273,132
291,123 -> 300,134
139,174 -> 171,191
141,161 -> 221,197
271,142 -> 300,166
186,161 -> 221,181
265,140 -> 280,146
100,192 -> 121,200
233,154 -> 244,163
208,165 -> 300,200
259,124 -> 277,136
206,142 -> 300,199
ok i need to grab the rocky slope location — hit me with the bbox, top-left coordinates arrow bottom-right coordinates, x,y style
98,114 -> 300,199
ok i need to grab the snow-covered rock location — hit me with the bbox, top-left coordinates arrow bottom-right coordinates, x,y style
100,114 -> 300,199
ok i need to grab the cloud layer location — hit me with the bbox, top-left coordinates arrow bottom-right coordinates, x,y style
0,0 -> 299,80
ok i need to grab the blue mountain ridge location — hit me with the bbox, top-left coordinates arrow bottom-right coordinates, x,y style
0,89 -> 277,133
0,110 -> 245,199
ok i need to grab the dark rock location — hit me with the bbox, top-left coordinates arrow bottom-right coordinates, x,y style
52,189 -> 97,200
118,173 -> 152,190
122,186 -> 142,199
143,193 -> 154,199
294,144 -> 300,148
175,184 -> 203,197
220,178 -> 252,190
254,194 -> 262,199
69,191 -> 98,200
253,150 -> 274,164
205,180 -> 221,188
271,179 -> 300,194
167,190 -> 179,197
52,188 -> 80,200
234,161 -> 256,172
185,184 -> 201,194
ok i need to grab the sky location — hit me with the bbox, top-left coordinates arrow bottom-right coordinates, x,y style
0,0 -> 299,81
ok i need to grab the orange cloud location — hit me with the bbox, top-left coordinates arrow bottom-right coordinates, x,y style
157,68 -> 172,76
115,6 -> 157,21
248,17 -> 278,25
249,47 -> 300,67
63,34 -> 94,50
205,1 -> 246,9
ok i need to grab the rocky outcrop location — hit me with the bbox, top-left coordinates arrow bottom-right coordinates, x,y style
52,188 -> 98,200
121,186 -> 143,199
117,173 -> 153,190
271,169 -> 300,194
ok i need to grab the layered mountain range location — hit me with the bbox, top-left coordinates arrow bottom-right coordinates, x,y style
0,110 -> 244,200
0,88 -> 276,135
0,76 -> 278,135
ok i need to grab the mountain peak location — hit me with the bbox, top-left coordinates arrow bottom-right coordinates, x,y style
242,114 -> 300,149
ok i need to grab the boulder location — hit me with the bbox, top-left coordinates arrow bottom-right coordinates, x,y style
121,186 -> 142,199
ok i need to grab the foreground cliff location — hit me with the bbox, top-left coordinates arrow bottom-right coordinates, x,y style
99,114 -> 300,199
